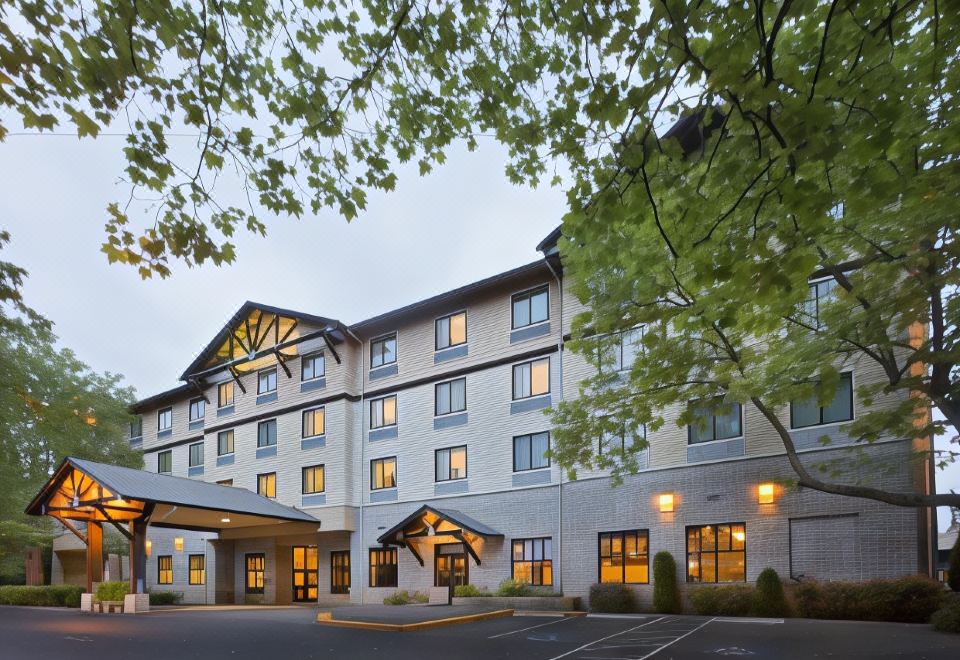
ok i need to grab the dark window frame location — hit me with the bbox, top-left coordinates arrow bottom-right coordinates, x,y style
511,537 -> 553,586
370,333 -> 398,369
598,529 -> 650,585
368,547 -> 398,587
434,445 -> 467,482
157,555 -> 173,585
302,464 -> 325,494
217,429 -> 234,456
435,311 -> 468,351
789,372 -> 854,429
512,432 -> 551,472
130,416 -> 143,439
257,418 -> 277,447
188,441 -> 204,468
434,377 -> 467,416
157,450 -> 172,474
245,553 -> 265,594
686,523 -> 747,584
803,277 -> 838,328
257,472 -> 277,498
188,554 -> 205,585
330,550 -> 350,595
257,367 -> 278,395
301,351 -> 326,381
157,407 -> 172,431
511,285 -> 550,329
302,407 -> 325,438
188,397 -> 205,422
370,456 -> 397,490
687,398 -> 743,445
369,395 -> 397,429
512,357 -> 551,400
218,382 -> 234,408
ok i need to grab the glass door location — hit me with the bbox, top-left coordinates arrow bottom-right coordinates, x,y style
434,544 -> 468,587
292,546 -> 318,602
331,550 -> 350,595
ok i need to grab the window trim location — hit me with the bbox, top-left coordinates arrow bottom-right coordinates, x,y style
245,553 -> 265,594
368,547 -> 398,588
434,445 -> 467,482
685,522 -> 747,584
512,432 -> 551,473
157,407 -> 172,431
301,351 -> 326,381
597,529 -> 650,585
370,456 -> 398,491
789,372 -> 855,430
302,406 -> 326,438
370,332 -> 398,370
803,276 -> 838,328
188,397 -> 205,422
188,441 -> 204,468
257,472 -> 277,498
130,416 -> 143,440
217,429 -> 235,457
510,285 -> 550,329
302,464 -> 325,495
434,377 -> 467,417
188,554 -> 205,585
157,555 -> 173,585
687,398 -> 744,445
257,367 -> 278,395
434,310 -> 468,351
217,381 -> 234,408
157,450 -> 172,475
512,357 -> 551,400
510,537 -> 553,586
257,418 -> 278,447
369,394 -> 398,430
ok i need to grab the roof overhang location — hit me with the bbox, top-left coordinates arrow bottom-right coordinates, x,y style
376,505 -> 503,567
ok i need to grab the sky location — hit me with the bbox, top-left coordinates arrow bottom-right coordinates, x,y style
0,131 -> 956,533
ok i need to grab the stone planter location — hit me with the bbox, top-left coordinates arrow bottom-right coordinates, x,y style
123,593 -> 150,614
452,596 -> 580,611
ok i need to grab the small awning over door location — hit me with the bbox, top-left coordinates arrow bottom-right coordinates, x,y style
376,504 -> 503,567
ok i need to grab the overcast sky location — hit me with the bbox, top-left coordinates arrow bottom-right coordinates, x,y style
1,133 -> 956,532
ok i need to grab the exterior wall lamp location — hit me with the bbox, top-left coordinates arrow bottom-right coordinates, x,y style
658,493 -> 675,513
758,482 -> 775,505
174,537 -> 184,552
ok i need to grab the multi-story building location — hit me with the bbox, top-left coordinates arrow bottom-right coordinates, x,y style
120,228 -> 934,606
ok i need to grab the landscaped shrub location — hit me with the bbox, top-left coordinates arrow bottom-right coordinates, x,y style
589,583 -> 637,613
95,581 -> 130,602
383,590 -> 410,605
652,551 -> 681,614
495,579 -> 530,597
454,584 -> 492,597
931,596 -> 960,633
949,533 -> 960,592
754,568 -> 789,617
0,585 -> 84,607
794,576 -> 944,623
411,590 -> 430,604
689,586 -> 754,616
148,591 -> 183,606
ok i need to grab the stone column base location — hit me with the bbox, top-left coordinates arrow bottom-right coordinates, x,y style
123,593 -> 150,614
80,593 -> 94,612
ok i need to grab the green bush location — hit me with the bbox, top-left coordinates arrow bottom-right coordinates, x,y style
932,596 -> 960,633
148,591 -> 183,606
95,581 -> 130,602
0,585 -> 84,607
589,583 -> 637,613
411,590 -> 430,604
454,584 -> 492,597
754,568 -> 789,617
948,533 -> 960,593
383,590 -> 410,605
794,576 -> 944,623
689,586 -> 754,616
652,551 -> 681,614
495,579 -> 530,597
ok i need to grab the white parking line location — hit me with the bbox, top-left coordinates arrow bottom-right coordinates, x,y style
634,617 -> 716,660
487,617 -> 572,639
714,618 -> 783,624
545,617 -> 665,660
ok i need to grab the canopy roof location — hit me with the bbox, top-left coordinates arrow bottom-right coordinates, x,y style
376,504 -> 502,567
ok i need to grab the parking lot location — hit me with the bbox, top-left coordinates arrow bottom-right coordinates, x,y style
2,605 -> 959,659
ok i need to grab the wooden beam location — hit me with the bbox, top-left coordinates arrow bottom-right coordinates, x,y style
451,531 -> 482,566
406,540 -> 425,567
86,522 -> 103,594
59,519 -> 87,545
323,333 -> 342,364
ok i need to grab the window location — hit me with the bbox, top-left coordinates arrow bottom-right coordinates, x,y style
512,286 -> 549,328
257,472 -> 276,498
257,419 -> 277,447
371,457 -> 397,490
687,523 -> 746,583
513,432 -> 550,472
369,548 -> 398,587
157,555 -> 173,585
599,530 -> 649,584
157,450 -> 172,474
302,407 -> 325,438
791,373 -> 853,429
188,442 -> 204,468
245,553 -> 265,594
217,430 -> 234,456
158,407 -> 172,431
370,395 -> 397,429
513,358 -> 550,399
188,554 -> 205,585
435,378 -> 466,416
688,398 -> 742,444
511,538 -> 552,586
801,278 -> 838,328
370,334 -> 397,369
218,382 -> 234,408
435,311 -> 467,350
602,327 -> 644,373
599,426 -> 646,458
302,465 -> 325,494
258,368 -> 277,394
130,416 -> 143,439
435,446 -> 467,482
302,352 -> 325,381
216,479 -> 233,487
189,397 -> 205,421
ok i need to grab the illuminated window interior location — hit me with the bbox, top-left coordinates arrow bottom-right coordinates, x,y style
218,382 -> 234,408
513,358 -> 550,399
157,555 -> 172,584
302,465 -> 325,494
257,472 -> 277,498
512,538 -> 552,586
370,396 -> 397,429
371,457 -> 397,490
302,408 -> 325,438
686,523 -> 746,583
369,548 -> 398,587
188,554 -> 205,585
436,312 -> 467,350
292,546 -> 319,601
599,530 -> 649,584
245,553 -> 265,594
435,446 -> 467,482
174,537 -> 184,552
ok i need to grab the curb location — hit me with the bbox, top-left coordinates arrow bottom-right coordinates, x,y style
315,608 -> 514,632
513,610 -> 587,618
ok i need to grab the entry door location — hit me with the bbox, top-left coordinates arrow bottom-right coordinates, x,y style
292,546 -> 318,602
434,544 -> 468,587
331,550 -> 350,595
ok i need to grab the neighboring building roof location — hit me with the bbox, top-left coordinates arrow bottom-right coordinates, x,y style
536,226 -> 563,255
940,528 -> 958,553
130,383 -> 202,414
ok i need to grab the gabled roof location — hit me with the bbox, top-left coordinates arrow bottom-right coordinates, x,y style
376,504 -> 503,544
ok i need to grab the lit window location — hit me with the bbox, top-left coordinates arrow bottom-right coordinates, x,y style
688,398 -> 742,444
687,523 -> 746,583
258,368 -> 277,394
218,382 -> 234,408
512,286 -> 549,329
513,432 -> 550,472
302,407 -> 325,438
791,373 -> 853,429
435,446 -> 467,482
302,352 -> 325,381
370,334 -> 397,369
512,538 -> 552,586
435,378 -> 466,416
801,278 -> 838,328
370,395 -> 397,429
257,419 -> 277,447
157,450 -> 172,474
513,358 -> 550,399
217,430 -> 234,456
257,472 -> 276,498
157,555 -> 173,584
129,416 -> 143,439
371,457 -> 397,490
369,548 -> 398,587
302,465 -> 325,494
158,407 -> 172,431
173,537 -> 184,552
188,554 -> 205,585
188,442 -> 204,468
188,398 -> 205,422
436,312 -> 467,350
599,530 -> 649,584
245,553 -> 265,594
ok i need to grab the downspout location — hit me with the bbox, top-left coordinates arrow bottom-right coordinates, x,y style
545,257 -> 564,594
345,327 -> 366,604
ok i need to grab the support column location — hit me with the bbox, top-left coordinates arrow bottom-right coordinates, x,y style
86,522 -> 103,594
128,520 -> 148,594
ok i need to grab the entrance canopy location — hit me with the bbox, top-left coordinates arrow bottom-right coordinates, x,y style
376,505 -> 503,567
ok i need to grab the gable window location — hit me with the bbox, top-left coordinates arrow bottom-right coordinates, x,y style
302,407 -> 325,438
257,419 -> 277,447
188,554 -> 206,585
513,432 -> 550,472
217,430 -> 234,456
791,373 -> 853,429
216,479 -> 234,487
370,395 -> 397,429
157,450 -> 172,474
370,334 -> 397,369
218,382 -> 234,408
688,399 -> 742,444
130,416 -> 143,440
188,442 -> 204,468
158,407 -> 172,432
189,398 -> 205,421
435,378 -> 466,416
257,472 -> 276,498
687,523 -> 746,583
302,465 -> 325,494
258,368 -> 277,394
435,446 -> 467,482
157,555 -> 173,585
599,530 -> 649,584
513,358 -> 550,399
602,327 -> 644,373
369,548 -> 398,587
245,553 -> 265,594
512,538 -> 552,586
435,311 -> 467,350
512,286 -> 549,329
801,278 -> 838,328
371,457 -> 397,490
302,352 -> 325,381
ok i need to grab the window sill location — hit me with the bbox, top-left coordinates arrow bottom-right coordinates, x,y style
433,412 -> 468,429
256,391 -> 278,405
216,454 -> 235,467
510,321 -> 552,344
369,363 -> 399,380
434,344 -> 468,363
255,445 -> 277,459
510,394 -> 552,414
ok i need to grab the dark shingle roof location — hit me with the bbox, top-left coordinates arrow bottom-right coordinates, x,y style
376,504 -> 502,543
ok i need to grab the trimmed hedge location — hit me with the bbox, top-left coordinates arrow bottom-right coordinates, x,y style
95,581 -> 129,602
793,576 -> 944,623
931,596 -> 960,633
454,584 -> 492,597
383,590 -> 411,605
0,585 -> 84,608
589,583 -> 637,613
754,568 -> 789,617
496,579 -> 530,597
689,586 -> 754,616
652,551 -> 681,614
149,591 -> 183,606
